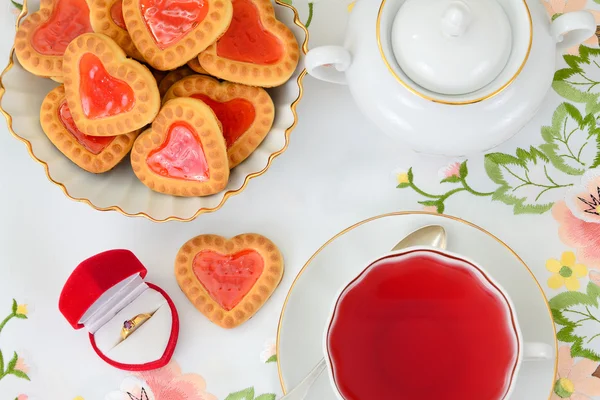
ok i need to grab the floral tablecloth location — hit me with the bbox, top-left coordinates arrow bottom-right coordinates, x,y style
4,0 -> 600,399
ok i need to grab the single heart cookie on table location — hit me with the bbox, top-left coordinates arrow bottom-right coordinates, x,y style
88,0 -> 145,60
122,0 -> 233,71
62,33 -> 160,136
175,233 -> 284,329
40,86 -> 139,173
157,66 -> 197,98
199,0 -> 299,87
130,97 -> 229,196
14,0 -> 93,78
164,75 -> 274,168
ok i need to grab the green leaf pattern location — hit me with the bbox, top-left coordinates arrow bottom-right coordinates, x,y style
0,299 -> 31,398
484,146 -> 572,214
551,283 -> 600,361
540,103 -> 600,175
554,46 -> 600,113
225,387 -> 276,400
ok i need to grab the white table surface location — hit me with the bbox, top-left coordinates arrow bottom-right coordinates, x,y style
1,1 -> 600,399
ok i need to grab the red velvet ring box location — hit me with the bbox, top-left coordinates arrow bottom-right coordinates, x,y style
59,249 -> 179,371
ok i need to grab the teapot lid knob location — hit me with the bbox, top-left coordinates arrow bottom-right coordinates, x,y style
392,0 -> 513,96
442,2 -> 471,37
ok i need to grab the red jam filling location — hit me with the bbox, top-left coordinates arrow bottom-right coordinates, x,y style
58,101 -> 115,154
147,122 -> 209,181
139,0 -> 209,50
79,53 -> 135,119
192,249 -> 264,310
216,0 -> 283,65
327,251 -> 519,400
31,0 -> 93,56
191,94 -> 255,147
110,0 -> 127,30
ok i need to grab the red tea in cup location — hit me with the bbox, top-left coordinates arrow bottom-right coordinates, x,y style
326,249 -> 520,400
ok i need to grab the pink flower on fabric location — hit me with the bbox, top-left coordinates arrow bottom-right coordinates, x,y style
422,205 -> 438,213
16,356 -> 29,373
260,339 -> 277,363
106,360 -> 217,400
552,346 -> 600,399
440,161 -> 461,179
541,0 -> 600,54
17,395 -> 28,400
553,200 -> 600,269
134,361 -> 216,400
565,169 -> 600,223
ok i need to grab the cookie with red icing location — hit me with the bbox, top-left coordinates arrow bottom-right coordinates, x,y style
40,86 -> 139,173
62,33 -> 160,136
14,0 -> 93,78
157,66 -> 197,98
164,75 -> 274,168
175,233 -> 284,329
130,97 -> 229,196
88,0 -> 145,60
122,0 -> 233,71
199,0 -> 299,87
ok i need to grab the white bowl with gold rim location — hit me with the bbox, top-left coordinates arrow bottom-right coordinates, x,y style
305,0 -> 596,156
0,0 -> 307,222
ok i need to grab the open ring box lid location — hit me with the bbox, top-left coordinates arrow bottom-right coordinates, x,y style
59,249 -> 179,371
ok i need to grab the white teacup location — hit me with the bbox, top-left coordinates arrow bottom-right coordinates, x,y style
323,247 -> 553,400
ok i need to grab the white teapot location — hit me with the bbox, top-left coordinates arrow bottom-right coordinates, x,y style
305,0 -> 597,156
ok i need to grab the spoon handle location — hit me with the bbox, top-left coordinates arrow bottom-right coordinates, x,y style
279,358 -> 326,400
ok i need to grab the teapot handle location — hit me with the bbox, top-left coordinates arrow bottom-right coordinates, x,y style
305,46 -> 351,85
551,10 -> 596,51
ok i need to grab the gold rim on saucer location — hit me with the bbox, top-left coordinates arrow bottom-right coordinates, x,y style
0,0 -> 309,223
376,0 -> 533,105
276,211 -> 557,399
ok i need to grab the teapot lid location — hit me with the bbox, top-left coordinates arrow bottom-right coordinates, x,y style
391,0 -> 512,95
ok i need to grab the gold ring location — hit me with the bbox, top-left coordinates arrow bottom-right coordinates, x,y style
121,313 -> 152,340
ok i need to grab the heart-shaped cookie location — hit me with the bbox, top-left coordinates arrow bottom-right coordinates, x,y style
164,75 -> 274,168
130,97 -> 229,196
175,233 -> 283,328
41,85 -> 139,173
14,0 -> 93,78
89,0 -> 145,60
62,33 -> 160,136
157,66 -> 198,98
122,0 -> 233,70
199,0 -> 299,87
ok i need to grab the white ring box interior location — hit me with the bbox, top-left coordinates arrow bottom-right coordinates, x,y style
59,249 -> 179,370
80,275 -> 172,365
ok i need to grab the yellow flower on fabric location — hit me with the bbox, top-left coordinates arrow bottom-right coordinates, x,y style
347,1 -> 355,12
16,304 -> 28,316
547,251 -> 588,290
73,397 -> 84,400
397,172 -> 409,185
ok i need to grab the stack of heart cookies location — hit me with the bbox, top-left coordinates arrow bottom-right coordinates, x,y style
15,0 -> 300,196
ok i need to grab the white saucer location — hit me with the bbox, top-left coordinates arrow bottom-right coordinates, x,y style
277,212 -> 557,400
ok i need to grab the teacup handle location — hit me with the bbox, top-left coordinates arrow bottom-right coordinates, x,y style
551,11 -> 596,51
523,342 -> 554,361
305,46 -> 351,85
